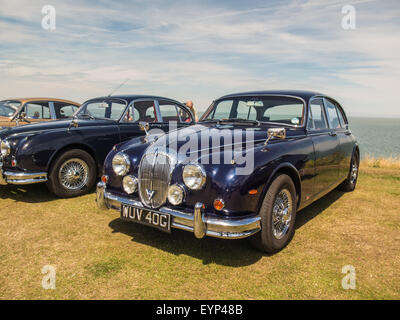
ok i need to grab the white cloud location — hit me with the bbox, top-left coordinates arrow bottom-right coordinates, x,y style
0,0 -> 399,116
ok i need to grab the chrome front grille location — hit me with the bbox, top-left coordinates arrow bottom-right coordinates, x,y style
138,152 -> 171,208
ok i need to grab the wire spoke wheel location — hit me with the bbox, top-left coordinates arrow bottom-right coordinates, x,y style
271,188 -> 293,240
350,161 -> 358,185
58,158 -> 89,190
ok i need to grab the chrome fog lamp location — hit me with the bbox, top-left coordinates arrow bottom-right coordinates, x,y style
112,152 -> 130,176
0,140 -> 10,157
182,164 -> 206,190
122,175 -> 138,194
168,184 -> 185,205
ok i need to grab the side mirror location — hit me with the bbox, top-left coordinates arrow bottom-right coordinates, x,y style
68,118 -> 79,131
265,128 -> 286,146
139,121 -> 149,134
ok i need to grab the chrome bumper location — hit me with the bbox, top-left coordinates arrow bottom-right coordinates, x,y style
96,182 -> 261,240
0,166 -> 47,185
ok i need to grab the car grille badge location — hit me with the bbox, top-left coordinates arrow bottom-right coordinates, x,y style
146,189 -> 155,200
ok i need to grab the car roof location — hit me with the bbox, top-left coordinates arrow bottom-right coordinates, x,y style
1,98 -> 81,105
217,90 -> 324,101
86,95 -> 184,105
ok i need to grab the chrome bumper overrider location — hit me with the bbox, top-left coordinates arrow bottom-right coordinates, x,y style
96,182 -> 261,240
0,166 -> 47,185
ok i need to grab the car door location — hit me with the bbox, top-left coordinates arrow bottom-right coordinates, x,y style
326,99 -> 354,180
156,99 -> 195,132
307,97 -> 341,196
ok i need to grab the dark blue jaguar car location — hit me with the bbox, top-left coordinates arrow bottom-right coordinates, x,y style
97,90 -> 359,253
0,95 -> 194,197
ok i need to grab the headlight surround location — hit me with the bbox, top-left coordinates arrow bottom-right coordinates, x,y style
112,152 -> 130,176
0,140 -> 10,157
182,164 -> 206,190
122,175 -> 138,194
168,184 -> 185,205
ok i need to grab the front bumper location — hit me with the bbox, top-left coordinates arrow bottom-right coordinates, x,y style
96,182 -> 261,240
0,164 -> 47,185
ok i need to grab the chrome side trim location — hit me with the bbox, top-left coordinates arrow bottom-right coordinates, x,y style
97,188 -> 261,240
2,170 -> 47,184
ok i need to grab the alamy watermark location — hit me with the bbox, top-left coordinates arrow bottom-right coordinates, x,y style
41,265 -> 56,290
41,5 -> 56,31
342,5 -> 356,30
341,265 -> 356,290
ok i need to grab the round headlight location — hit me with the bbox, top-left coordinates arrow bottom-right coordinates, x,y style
122,175 -> 138,194
168,184 -> 185,205
1,140 -> 10,157
182,164 -> 206,190
112,152 -> 130,176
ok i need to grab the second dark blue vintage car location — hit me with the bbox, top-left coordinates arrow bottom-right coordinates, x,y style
97,90 -> 359,253
0,95 -> 194,197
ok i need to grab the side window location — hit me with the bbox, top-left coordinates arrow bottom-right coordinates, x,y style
53,102 -> 79,119
24,102 -> 51,119
236,101 -> 257,120
130,100 -> 157,122
325,99 -> 341,129
209,100 -> 233,119
121,105 -> 140,123
335,105 -> 346,128
110,103 -> 127,120
158,100 -> 192,123
308,99 -> 328,130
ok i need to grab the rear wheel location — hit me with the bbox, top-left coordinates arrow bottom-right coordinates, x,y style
250,174 -> 297,254
47,149 -> 97,198
338,151 -> 359,192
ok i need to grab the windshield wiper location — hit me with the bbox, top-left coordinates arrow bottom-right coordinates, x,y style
217,118 -> 260,126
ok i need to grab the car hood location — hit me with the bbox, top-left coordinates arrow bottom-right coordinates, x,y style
121,122 -> 303,165
0,118 -> 116,139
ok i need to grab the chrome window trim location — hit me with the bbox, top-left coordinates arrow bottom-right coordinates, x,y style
73,97 -> 129,122
155,99 -> 194,124
20,100 -> 52,121
48,101 -> 57,120
119,98 -> 157,124
307,96 -> 331,132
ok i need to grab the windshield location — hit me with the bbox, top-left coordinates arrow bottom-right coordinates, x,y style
0,100 -> 20,117
202,96 -> 305,126
76,98 -> 127,120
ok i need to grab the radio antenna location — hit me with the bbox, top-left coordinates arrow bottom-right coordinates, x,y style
107,78 -> 130,97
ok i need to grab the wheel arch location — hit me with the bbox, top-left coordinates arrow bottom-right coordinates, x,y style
47,143 -> 99,175
258,162 -> 302,211
353,143 -> 360,162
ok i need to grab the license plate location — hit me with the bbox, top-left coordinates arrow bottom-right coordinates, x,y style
120,204 -> 171,233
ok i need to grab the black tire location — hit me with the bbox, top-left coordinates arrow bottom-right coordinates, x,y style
249,174 -> 297,254
338,151 -> 359,192
46,149 -> 97,198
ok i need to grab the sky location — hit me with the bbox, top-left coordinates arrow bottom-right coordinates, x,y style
0,0 -> 399,117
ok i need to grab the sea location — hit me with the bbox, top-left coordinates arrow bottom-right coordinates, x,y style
197,113 -> 400,159
349,117 -> 400,159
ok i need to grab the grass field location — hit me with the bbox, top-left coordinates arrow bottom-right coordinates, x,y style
0,163 -> 399,299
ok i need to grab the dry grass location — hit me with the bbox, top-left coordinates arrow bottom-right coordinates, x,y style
0,166 -> 399,300
361,156 -> 400,170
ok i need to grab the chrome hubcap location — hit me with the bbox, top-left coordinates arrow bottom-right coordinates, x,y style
58,158 -> 89,190
350,162 -> 358,184
272,189 -> 293,240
